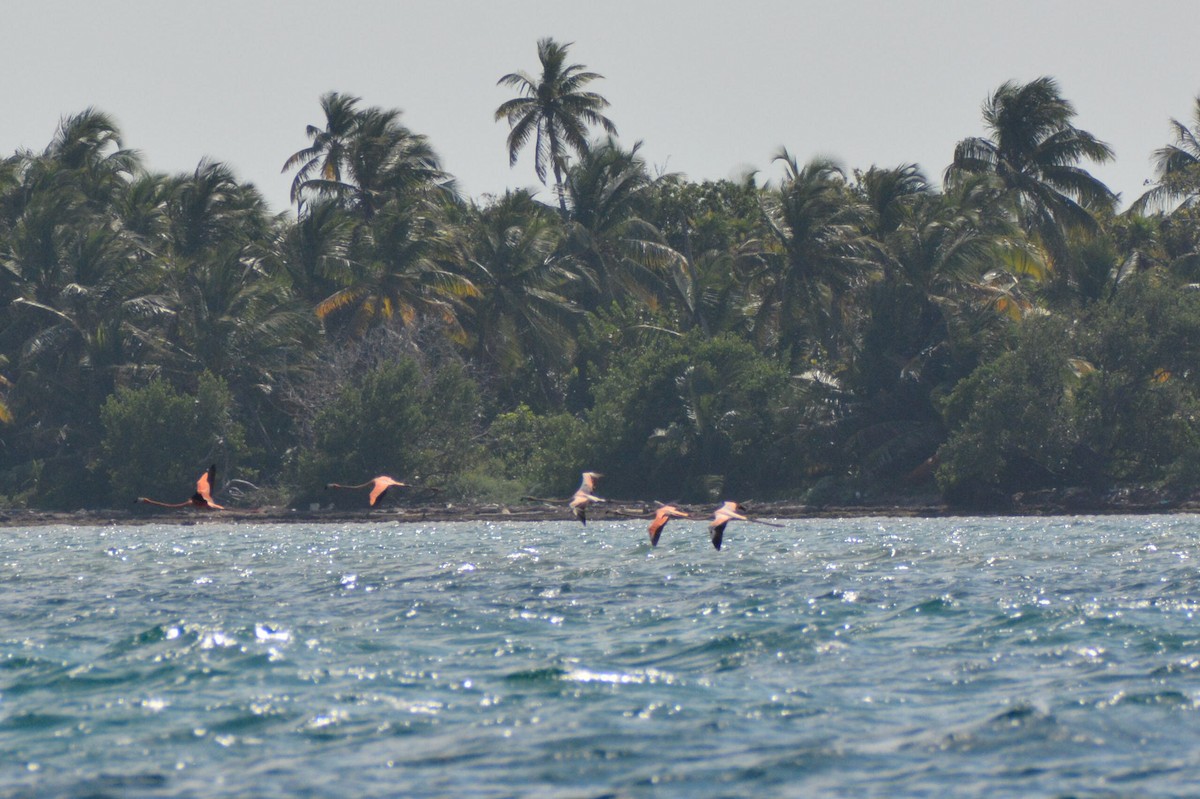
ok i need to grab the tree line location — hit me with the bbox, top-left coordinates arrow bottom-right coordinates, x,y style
2,38 -> 1200,511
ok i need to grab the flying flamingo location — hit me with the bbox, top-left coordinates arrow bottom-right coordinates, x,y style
569,471 -> 605,525
325,476 -> 408,507
137,464 -> 225,510
648,504 -> 689,546
708,501 -> 746,550
708,501 -> 784,550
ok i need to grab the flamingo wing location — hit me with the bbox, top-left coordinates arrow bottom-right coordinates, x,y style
578,472 -> 601,492
648,511 -> 668,546
710,520 -> 728,550
715,502 -> 747,522
191,464 -> 224,508
368,476 -> 407,506
648,506 -> 688,546
368,479 -> 389,506
195,465 -> 214,500
570,491 -> 592,525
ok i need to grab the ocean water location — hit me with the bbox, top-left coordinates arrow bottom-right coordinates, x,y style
2,515 -> 1199,798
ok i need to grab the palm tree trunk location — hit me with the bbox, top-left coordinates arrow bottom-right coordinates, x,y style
552,161 -> 568,217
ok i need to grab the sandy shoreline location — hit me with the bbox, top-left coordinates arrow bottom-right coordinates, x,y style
1,497 -> 1197,528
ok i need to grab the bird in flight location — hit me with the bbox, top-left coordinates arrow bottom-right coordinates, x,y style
326,476 -> 408,507
138,464 -> 225,510
569,471 -> 605,525
708,501 -> 747,550
708,501 -> 785,550
648,504 -> 689,546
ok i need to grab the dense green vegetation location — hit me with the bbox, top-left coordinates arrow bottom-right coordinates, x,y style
2,40 -> 1200,511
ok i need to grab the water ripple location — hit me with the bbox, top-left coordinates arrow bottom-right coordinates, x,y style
3,515 -> 1200,797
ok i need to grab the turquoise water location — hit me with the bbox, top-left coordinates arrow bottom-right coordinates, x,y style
2,515 -> 1199,798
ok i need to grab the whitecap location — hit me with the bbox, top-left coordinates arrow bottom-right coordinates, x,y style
254,623 -> 291,642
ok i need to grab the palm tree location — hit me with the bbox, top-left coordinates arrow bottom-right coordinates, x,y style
560,138 -> 684,309
855,173 -> 1016,389
946,77 -> 1115,279
284,94 -> 451,220
1131,96 -> 1200,214
858,163 -> 932,239
315,199 -> 478,340
753,151 -> 870,369
828,171 -> 1025,487
164,244 -> 310,375
0,110 -> 157,470
643,176 -> 766,336
457,190 -> 580,404
1,191 -> 158,473
337,105 -> 450,221
274,198 -> 355,306
43,108 -> 140,206
164,159 -> 270,259
282,92 -> 362,208
495,37 -> 617,214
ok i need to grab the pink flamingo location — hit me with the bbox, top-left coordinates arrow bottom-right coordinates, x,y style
138,464 -> 225,510
326,476 -> 408,507
569,471 -> 605,525
648,505 -> 690,546
708,501 -> 783,550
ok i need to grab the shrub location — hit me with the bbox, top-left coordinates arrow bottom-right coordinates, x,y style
290,357 -> 483,505
99,373 -> 248,506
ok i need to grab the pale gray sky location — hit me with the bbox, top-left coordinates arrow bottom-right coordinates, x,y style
5,1 -> 1199,213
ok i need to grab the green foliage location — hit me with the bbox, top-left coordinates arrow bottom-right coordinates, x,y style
6,78 -> 1200,513
937,276 -> 1200,504
481,335 -> 811,502
291,357 -> 483,504
1070,275 -> 1200,485
647,178 -> 764,259
579,333 -> 804,500
99,373 -> 248,506
936,318 -> 1078,505
485,404 -> 588,494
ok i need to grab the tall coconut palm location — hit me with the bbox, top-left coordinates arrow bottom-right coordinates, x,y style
315,199 -> 478,341
857,163 -> 932,239
338,105 -> 450,221
164,159 -> 271,259
113,172 -> 171,244
1131,96 -> 1200,214
457,190 -> 580,404
495,37 -> 617,214
43,108 -> 140,206
560,138 -> 684,310
0,112 -> 147,446
836,173 -> 1022,487
164,243 -> 318,390
274,198 -> 354,306
282,92 -> 362,208
4,204 -> 157,466
284,94 -> 450,220
643,175 -> 766,336
946,77 -> 1115,276
753,151 -> 870,369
